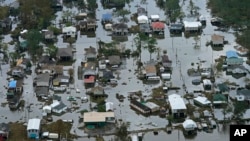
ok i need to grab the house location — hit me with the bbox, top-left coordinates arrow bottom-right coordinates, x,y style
161,73 -> 171,80
8,95 -> 21,110
139,24 -> 151,34
91,86 -> 105,97
213,93 -> 227,106
225,50 -> 244,66
130,100 -> 151,114
108,55 -> 121,67
161,54 -> 172,71
35,86 -> 49,97
169,23 -> 183,34
10,66 -> 25,77
150,15 -> 160,22
137,7 -> 147,16
216,83 -> 229,94
98,60 -> 107,70
182,119 -> 197,131
0,123 -> 10,140
137,15 -> 149,24
151,22 -> 165,33
203,79 -> 212,91
52,75 -> 70,87
43,30 -> 55,41
35,73 -> 50,87
50,101 -> 67,114
105,102 -> 114,111
168,94 -> 187,118
79,19 -> 97,31
102,13 -> 112,24
211,34 -> 224,46
85,46 -> 97,61
144,64 -> 157,79
144,102 -> 160,112
62,26 -> 77,38
56,48 -> 73,61
112,23 -> 128,36
38,55 -> 57,66
37,65 -> 63,76
193,96 -> 211,107
0,18 -> 12,32
236,89 -> 250,102
183,21 -> 202,32
27,118 -> 41,139
98,70 -> 115,81
83,111 -> 115,127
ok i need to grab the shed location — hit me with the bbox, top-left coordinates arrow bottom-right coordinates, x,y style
211,34 -> 224,46
137,15 -> 149,24
8,80 -> 17,88
105,102 -> 114,111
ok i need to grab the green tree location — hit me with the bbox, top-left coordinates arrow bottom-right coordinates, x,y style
19,0 -> 54,29
0,6 -> 9,20
143,36 -> 158,60
133,33 -> 147,62
45,45 -> 58,58
26,29 -> 43,62
114,8 -> 130,23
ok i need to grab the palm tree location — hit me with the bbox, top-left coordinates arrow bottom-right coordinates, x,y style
143,36 -> 158,60
133,33 -> 147,61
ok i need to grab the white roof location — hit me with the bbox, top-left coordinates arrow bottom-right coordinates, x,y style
183,21 -> 202,28
168,94 -> 187,110
144,102 -> 160,109
150,15 -> 160,19
105,102 -> 114,111
182,119 -> 197,130
43,105 -> 52,110
27,118 -> 41,130
84,112 -> 115,122
50,101 -> 60,108
137,15 -> 149,23
203,79 -> 212,85
62,26 -> 76,33
194,96 -> 211,105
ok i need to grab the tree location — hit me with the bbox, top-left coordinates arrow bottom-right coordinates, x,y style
45,45 -> 58,58
114,8 -> 130,23
68,68 -> 74,82
26,29 -> 43,62
19,0 -> 54,29
133,33 -> 147,62
0,6 -> 9,20
143,36 -> 158,60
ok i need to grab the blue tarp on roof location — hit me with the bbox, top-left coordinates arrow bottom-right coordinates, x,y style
9,80 -> 17,88
226,50 -> 238,58
102,13 -> 112,21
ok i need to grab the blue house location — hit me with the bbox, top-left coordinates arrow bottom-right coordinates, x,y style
225,50 -> 243,65
102,13 -> 112,24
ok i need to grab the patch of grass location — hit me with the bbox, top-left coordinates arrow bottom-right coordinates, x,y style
9,122 -> 34,141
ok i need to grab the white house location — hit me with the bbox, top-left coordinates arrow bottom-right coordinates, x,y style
137,15 -> 149,24
193,96 -> 211,107
150,14 -> 160,22
168,94 -> 187,118
27,118 -> 41,139
50,101 -> 67,114
203,79 -> 212,91
161,73 -> 171,80
62,26 -> 77,38
182,119 -> 197,131
183,21 -> 202,32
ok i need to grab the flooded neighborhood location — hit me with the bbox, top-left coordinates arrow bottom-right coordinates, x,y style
0,0 -> 250,141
